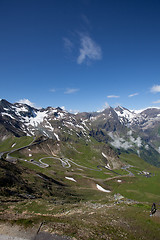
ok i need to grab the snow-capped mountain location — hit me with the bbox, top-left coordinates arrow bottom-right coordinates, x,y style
0,99 -> 91,142
114,106 -> 160,153
115,105 -> 160,130
1,99 -> 160,166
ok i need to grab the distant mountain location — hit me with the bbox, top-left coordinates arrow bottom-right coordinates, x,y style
0,99 -> 160,167
114,105 -> 160,153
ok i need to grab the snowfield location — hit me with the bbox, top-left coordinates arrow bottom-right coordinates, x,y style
26,111 -> 47,127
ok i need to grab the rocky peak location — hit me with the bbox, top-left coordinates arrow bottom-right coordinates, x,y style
0,99 -> 13,111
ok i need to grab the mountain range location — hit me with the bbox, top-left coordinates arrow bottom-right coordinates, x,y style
1,99 -> 160,240
1,99 -> 160,167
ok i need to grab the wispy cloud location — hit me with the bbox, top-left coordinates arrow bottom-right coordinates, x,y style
151,85 -> 160,93
104,102 -> 110,108
63,37 -> 74,52
77,34 -> 102,64
18,98 -> 40,108
107,95 -> 120,98
64,88 -> 79,94
61,106 -> 66,110
81,14 -> 91,29
97,102 -> 110,112
69,109 -> 79,114
152,100 -> 160,104
50,88 -> 56,93
128,93 -> 139,97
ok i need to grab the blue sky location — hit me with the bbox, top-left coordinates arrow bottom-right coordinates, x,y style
0,0 -> 160,112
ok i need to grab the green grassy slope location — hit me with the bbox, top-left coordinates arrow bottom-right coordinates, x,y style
1,136 -> 160,239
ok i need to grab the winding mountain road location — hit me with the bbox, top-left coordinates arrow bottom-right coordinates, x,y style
0,138 -> 135,177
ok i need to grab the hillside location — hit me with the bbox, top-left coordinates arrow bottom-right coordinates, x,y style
1,99 -> 160,167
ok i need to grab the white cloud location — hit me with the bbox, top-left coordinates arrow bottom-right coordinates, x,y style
128,93 -> 139,97
104,102 -> 110,108
145,145 -> 149,150
18,99 -> 39,108
63,37 -> 74,52
107,95 -> 120,98
69,109 -> 79,114
61,106 -> 65,111
151,85 -> 160,93
108,132 -> 132,150
81,14 -> 90,26
64,88 -> 79,94
127,130 -> 132,136
130,136 -> 142,148
108,132 -> 142,150
77,34 -> 102,64
97,102 -> 110,112
152,100 -> 160,104
50,88 -> 56,92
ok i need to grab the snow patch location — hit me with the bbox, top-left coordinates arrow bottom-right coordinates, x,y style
15,106 -> 28,113
30,111 -> 47,126
43,131 -> 50,138
11,143 -> 16,148
58,112 -> 64,118
102,152 -> 107,159
130,136 -> 142,147
24,111 -> 48,127
66,121 -> 74,127
117,180 -> 122,183
105,164 -> 111,169
75,124 -> 86,131
82,121 -> 90,130
65,177 -> 77,182
131,107 -> 160,114
102,153 -> 111,169
137,150 -> 140,156
2,112 -> 15,119
115,107 -> 135,121
96,184 -> 111,193
90,116 -> 99,121
54,133 -> 60,141
45,120 -> 54,131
